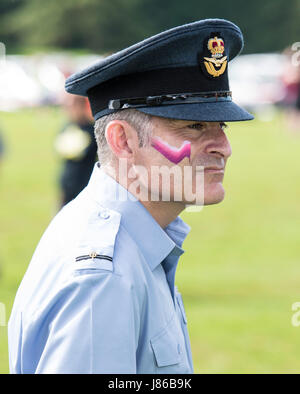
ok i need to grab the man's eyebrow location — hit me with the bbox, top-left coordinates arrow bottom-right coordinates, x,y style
166,119 -> 195,128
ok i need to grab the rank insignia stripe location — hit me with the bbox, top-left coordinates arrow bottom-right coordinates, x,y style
75,254 -> 113,262
73,253 -> 114,274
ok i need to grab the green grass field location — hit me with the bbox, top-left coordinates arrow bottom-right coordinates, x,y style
0,107 -> 300,373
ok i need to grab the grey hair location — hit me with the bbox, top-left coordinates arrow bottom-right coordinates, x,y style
94,109 -> 154,165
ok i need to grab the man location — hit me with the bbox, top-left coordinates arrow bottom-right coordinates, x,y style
54,94 -> 97,207
8,18 -> 253,374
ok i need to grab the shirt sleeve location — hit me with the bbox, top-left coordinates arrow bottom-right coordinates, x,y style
35,271 -> 140,374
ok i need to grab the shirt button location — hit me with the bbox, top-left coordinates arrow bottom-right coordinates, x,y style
99,210 -> 110,219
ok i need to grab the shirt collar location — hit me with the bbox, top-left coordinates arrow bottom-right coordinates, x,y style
87,163 -> 191,270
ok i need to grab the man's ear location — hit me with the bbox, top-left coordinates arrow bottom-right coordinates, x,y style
105,120 -> 139,160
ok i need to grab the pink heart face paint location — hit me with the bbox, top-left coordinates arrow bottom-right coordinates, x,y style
151,136 -> 191,164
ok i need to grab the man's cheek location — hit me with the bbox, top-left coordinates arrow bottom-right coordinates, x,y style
151,136 -> 191,164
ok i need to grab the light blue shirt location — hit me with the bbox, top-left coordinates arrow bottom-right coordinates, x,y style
8,163 -> 194,374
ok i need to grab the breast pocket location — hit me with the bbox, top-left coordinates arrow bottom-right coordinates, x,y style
150,313 -> 188,373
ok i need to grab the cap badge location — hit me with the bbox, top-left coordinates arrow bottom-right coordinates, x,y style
202,36 -> 227,78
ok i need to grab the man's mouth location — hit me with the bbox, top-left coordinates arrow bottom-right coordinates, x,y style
204,166 -> 224,173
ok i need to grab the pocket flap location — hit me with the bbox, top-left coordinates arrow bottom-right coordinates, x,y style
150,317 -> 181,367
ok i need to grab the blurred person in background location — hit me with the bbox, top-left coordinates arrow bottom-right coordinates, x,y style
281,46 -> 300,132
296,78 -> 300,112
54,93 -> 97,208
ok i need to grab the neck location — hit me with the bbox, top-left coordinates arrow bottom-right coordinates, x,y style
103,164 -> 186,228
140,199 -> 185,228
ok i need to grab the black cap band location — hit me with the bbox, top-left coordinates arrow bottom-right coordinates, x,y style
108,91 -> 232,110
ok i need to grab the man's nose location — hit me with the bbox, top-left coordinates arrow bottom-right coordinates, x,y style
207,128 -> 232,160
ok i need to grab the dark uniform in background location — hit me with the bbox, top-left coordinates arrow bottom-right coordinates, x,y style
296,84 -> 300,111
54,95 -> 97,207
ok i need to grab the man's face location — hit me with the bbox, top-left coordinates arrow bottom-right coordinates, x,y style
133,116 -> 232,207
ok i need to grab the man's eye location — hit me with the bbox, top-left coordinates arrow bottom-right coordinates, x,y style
186,122 -> 228,131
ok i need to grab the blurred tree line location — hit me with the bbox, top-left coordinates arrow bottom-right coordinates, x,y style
0,0 -> 299,54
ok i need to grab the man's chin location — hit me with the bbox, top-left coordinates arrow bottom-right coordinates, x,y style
203,185 -> 225,205
182,189 -> 225,208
